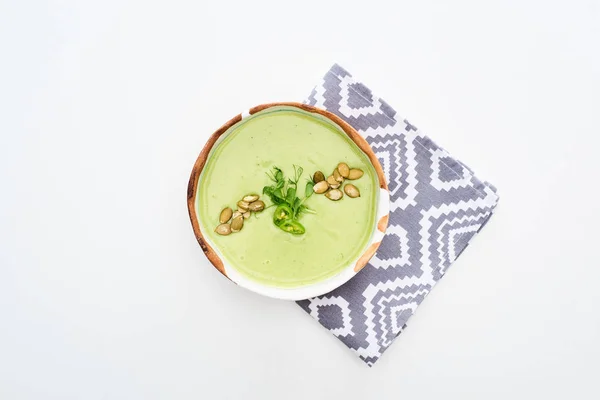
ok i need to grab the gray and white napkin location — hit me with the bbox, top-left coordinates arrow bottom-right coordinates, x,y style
297,64 -> 499,366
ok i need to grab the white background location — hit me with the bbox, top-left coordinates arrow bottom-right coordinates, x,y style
1,1 -> 599,399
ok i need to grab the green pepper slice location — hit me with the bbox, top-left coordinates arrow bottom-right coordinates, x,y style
273,204 -> 293,226
278,220 -> 306,235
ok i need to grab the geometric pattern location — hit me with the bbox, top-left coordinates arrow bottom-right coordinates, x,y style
297,64 -> 499,366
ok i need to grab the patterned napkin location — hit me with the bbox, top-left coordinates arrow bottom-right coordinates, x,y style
297,64 -> 499,366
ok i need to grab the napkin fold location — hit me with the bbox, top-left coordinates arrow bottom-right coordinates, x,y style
297,64 -> 499,366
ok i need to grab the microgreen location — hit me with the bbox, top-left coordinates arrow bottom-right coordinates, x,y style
262,165 -> 314,234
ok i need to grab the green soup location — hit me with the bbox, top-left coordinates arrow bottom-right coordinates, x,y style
197,107 -> 378,288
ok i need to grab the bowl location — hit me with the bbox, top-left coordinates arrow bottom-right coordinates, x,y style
187,102 -> 389,300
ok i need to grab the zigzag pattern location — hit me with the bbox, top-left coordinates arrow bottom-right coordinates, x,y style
297,64 -> 499,366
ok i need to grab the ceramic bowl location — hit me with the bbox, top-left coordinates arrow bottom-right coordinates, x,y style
187,102 -> 389,300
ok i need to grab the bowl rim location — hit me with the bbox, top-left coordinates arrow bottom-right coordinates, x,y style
187,102 -> 389,300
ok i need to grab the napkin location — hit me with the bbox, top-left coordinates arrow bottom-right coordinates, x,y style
297,64 -> 499,366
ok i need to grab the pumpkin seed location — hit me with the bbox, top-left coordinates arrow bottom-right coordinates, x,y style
313,171 -> 325,183
243,211 -> 251,219
215,223 -> 231,235
344,184 -> 360,198
333,168 -> 344,183
219,207 -> 233,224
327,174 -> 341,189
237,200 -> 249,212
348,168 -> 364,180
325,189 -> 343,201
232,210 -> 243,219
313,180 -> 329,194
243,194 -> 259,203
326,175 -> 337,186
337,163 -> 350,178
248,200 -> 265,212
230,216 -> 244,232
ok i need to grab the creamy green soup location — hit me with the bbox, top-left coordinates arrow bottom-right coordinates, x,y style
197,107 -> 378,288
